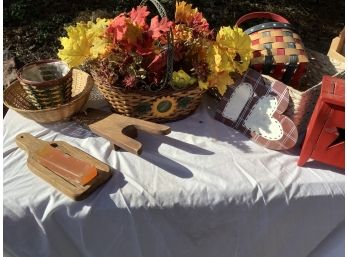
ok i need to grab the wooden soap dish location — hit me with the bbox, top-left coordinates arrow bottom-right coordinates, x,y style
16,133 -> 112,200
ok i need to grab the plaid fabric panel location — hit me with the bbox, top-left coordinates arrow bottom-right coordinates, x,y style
215,68 -> 298,150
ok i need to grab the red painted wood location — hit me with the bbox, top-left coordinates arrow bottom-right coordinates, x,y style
252,39 -> 260,45
298,76 -> 345,170
272,63 -> 285,80
311,106 -> 345,168
290,62 -> 307,86
275,36 -> 284,42
298,100 -> 332,166
253,50 -> 262,58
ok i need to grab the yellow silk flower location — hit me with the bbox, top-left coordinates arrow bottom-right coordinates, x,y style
124,22 -> 143,46
58,18 -> 111,67
217,26 -> 252,73
175,1 -> 198,24
198,71 -> 233,95
206,26 -> 251,74
89,18 -> 112,58
206,42 -> 234,73
174,24 -> 193,42
172,70 -> 197,89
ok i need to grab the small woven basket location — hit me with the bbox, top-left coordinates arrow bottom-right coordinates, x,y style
284,49 -> 345,135
17,59 -> 73,109
236,12 -> 309,87
4,69 -> 93,123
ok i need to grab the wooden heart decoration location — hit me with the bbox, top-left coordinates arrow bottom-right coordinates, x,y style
215,69 -> 298,150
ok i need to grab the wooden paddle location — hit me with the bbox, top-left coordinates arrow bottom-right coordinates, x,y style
16,133 -> 112,201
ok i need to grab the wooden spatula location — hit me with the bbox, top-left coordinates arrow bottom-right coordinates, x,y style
73,109 -> 171,155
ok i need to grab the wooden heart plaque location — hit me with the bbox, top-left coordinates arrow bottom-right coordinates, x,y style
215,69 -> 298,150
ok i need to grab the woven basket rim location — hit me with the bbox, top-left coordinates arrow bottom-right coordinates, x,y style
245,21 -> 297,35
4,69 -> 93,114
95,80 -> 200,96
17,59 -> 72,87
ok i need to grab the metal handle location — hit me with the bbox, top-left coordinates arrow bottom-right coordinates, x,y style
140,0 -> 174,91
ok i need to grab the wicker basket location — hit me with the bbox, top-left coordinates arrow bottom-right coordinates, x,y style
284,49 -> 345,135
91,0 -> 205,123
4,69 -> 93,123
95,76 -> 205,123
17,59 -> 73,109
235,12 -> 309,87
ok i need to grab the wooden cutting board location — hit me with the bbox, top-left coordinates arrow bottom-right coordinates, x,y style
16,133 -> 112,201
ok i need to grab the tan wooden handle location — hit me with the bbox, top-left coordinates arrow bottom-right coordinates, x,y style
15,133 -> 48,153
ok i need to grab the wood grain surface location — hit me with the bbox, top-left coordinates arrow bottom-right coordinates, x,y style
74,109 -> 171,155
16,133 -> 112,201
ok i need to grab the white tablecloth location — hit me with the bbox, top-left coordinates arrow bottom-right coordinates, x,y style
3,96 -> 345,257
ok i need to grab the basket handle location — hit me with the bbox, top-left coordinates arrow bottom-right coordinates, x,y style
235,12 -> 290,27
140,0 -> 174,91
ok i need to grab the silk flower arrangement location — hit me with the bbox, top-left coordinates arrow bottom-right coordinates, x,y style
57,1 -> 252,121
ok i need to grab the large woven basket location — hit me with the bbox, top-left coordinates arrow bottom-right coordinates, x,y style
4,69 -> 93,123
91,0 -> 205,123
94,75 -> 205,123
285,49 -> 345,135
17,59 -> 73,109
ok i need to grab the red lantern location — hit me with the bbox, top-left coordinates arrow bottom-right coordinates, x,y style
298,76 -> 345,169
